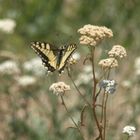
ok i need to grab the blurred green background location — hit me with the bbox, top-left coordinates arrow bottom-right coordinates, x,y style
0,0 -> 140,140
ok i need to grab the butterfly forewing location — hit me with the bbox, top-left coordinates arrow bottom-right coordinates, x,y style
30,42 -> 57,72
58,44 -> 77,73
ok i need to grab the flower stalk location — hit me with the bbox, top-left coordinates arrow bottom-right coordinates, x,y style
60,95 -> 85,140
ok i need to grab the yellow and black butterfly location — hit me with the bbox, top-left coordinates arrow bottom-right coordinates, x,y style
30,42 -> 77,74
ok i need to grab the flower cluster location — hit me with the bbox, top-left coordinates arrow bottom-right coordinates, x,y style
99,80 -> 117,94
98,58 -> 118,69
16,75 -> 36,87
0,60 -> 20,75
0,18 -> 16,33
23,57 -> 45,76
108,45 -> 127,58
49,82 -> 70,96
98,45 -> 127,69
122,125 -> 136,136
78,24 -> 113,46
75,65 -> 93,86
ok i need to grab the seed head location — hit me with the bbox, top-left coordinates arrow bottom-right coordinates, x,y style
108,45 -> 127,58
49,82 -> 70,96
78,24 -> 113,46
98,58 -> 118,69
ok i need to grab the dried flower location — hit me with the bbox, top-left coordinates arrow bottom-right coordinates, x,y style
123,125 -> 136,136
16,75 -> 36,86
49,82 -> 70,96
23,57 -> 45,76
99,80 -> 117,94
108,45 -> 127,58
0,60 -> 20,75
79,35 -> 96,46
78,24 -> 113,46
98,58 -> 118,69
0,18 -> 16,33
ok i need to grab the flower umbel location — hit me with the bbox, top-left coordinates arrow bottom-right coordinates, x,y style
108,45 -> 127,59
78,24 -> 113,46
123,126 -> 136,136
0,60 -> 20,75
23,57 -> 45,76
99,80 -> 117,94
49,82 -> 70,96
98,58 -> 118,69
16,75 -> 36,86
0,18 -> 16,33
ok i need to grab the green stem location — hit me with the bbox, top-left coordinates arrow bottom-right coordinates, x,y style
60,95 -> 85,140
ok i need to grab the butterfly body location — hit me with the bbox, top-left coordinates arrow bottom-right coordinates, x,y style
30,42 -> 77,74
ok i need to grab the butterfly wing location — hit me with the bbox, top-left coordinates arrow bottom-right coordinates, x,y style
58,44 -> 77,74
30,42 -> 57,72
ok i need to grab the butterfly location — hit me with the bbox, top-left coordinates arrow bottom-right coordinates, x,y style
30,42 -> 77,74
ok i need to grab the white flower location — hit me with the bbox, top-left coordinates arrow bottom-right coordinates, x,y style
23,57 -> 45,76
0,60 -> 20,75
49,82 -> 70,96
16,75 -> 36,86
123,125 -> 136,136
0,19 -> 16,33
75,65 -> 93,86
72,52 -> 81,60
99,80 -> 117,94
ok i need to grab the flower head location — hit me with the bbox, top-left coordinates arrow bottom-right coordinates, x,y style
16,75 -> 36,86
99,80 -> 117,94
49,82 -> 70,96
108,45 -> 127,58
78,24 -> 113,46
123,125 -> 136,136
98,58 -> 118,69
0,60 -> 20,75
23,57 -> 45,76
75,65 -> 93,86
0,18 -> 16,33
